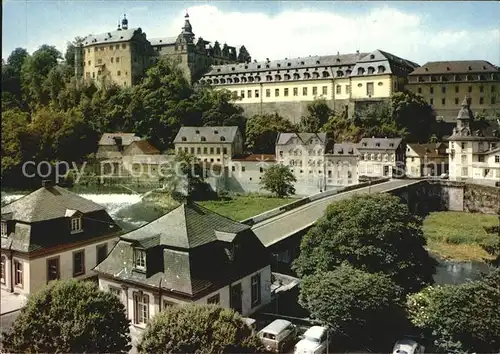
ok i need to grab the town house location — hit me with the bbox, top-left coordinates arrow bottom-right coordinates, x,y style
357,137 -> 406,179
406,142 -> 449,177
94,202 -> 272,327
1,181 -> 121,296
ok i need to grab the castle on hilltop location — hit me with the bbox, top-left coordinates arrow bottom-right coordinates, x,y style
74,13 -> 251,86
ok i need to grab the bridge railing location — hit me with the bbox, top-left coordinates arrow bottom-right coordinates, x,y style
241,178 -> 390,226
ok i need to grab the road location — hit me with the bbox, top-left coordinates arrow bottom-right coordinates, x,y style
252,179 -> 422,247
0,310 -> 20,332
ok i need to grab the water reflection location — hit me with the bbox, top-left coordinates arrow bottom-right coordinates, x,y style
432,253 -> 491,285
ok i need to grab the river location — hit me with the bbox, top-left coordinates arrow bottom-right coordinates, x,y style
1,191 -> 493,285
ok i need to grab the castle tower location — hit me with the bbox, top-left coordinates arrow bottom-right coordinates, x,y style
455,96 -> 474,133
121,14 -> 128,30
180,12 -> 195,43
74,38 -> 84,87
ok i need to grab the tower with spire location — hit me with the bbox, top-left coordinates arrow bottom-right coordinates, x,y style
121,14 -> 128,30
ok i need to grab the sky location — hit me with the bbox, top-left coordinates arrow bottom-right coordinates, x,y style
2,1 -> 500,65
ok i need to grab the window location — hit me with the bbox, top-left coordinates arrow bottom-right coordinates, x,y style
492,85 -> 497,93
441,86 -> 446,93
430,98 -> 434,105
1,222 -> 6,236
203,147 -> 208,154
478,156 -> 485,162
293,87 -> 298,96
122,44 -> 127,49
71,216 -> 82,233
284,88 -> 289,97
207,294 -> 220,304
430,87 -> 434,94
480,86 -> 484,93
336,85 -> 341,94
417,87 -> 422,94
134,249 -> 146,270
455,86 -> 459,93
495,156 -> 500,163
455,98 -> 459,104
197,147 -> 201,154
312,86 -> 317,95
96,243 -> 108,264
109,286 -> 121,297
242,166 -> 246,172
346,85 -> 350,94
190,147 -> 195,154
322,86 -> 327,95
266,89 -> 270,97
468,86 -> 472,93
47,257 -> 60,282
216,148 -> 221,154
479,97 -> 484,104
133,293 -> 149,325
255,89 -> 259,98
210,147 -> 214,154
116,57 -> 120,63
240,90 -> 245,98
366,82 -> 374,96
247,90 -> 252,98
251,273 -> 261,307
92,72 -> 95,78
223,147 -> 227,154
275,88 -> 279,97
1,256 -> 5,284
259,167 -> 264,173
73,250 -> 85,276
117,70 -> 121,76
442,98 -> 446,105
163,300 -> 175,309
492,97 -> 497,104
303,87 -> 308,96
14,260 -> 22,287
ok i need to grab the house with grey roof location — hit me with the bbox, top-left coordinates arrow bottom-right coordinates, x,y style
357,137 -> 406,179
96,133 -> 142,160
174,126 -> 243,165
324,143 -> 359,186
1,181 -> 121,296
446,97 -> 500,182
94,202 -> 272,327
406,142 -> 448,177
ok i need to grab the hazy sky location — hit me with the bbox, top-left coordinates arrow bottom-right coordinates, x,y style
2,1 -> 499,65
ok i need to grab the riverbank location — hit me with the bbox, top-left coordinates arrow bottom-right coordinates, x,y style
423,211 -> 499,262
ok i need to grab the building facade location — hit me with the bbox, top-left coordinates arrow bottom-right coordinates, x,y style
407,61 -> 500,121
173,126 -> 244,164
96,132 -> 142,160
200,49 -> 419,123
75,13 -> 250,85
406,143 -> 449,178
1,182 -> 121,296
357,137 -> 405,179
95,203 -> 272,327
447,97 -> 500,182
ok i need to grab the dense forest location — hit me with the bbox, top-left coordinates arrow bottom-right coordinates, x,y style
2,42 -> 447,187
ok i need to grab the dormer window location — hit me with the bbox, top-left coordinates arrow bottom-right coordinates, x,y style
389,143 -> 394,147
375,143 -> 380,147
181,137 -> 187,142
1,222 -> 7,236
134,249 -> 146,270
71,216 -> 82,233
201,136 -> 207,141
220,136 -> 226,141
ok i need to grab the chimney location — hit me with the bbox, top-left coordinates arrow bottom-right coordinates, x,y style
42,180 -> 53,188
356,50 -> 360,55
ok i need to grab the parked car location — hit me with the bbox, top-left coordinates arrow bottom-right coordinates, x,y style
258,319 -> 297,353
392,339 -> 425,354
294,325 -> 329,354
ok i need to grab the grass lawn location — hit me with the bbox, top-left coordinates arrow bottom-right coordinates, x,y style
423,211 -> 499,261
198,195 -> 297,221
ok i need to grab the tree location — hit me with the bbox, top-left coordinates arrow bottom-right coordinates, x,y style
245,113 -> 295,153
407,268 -> 500,353
299,264 -> 407,350
137,304 -> 263,354
7,47 -> 29,73
260,164 -> 297,197
2,48 -> 30,109
299,98 -> 333,133
0,280 -> 131,353
293,193 -> 436,293
321,110 -> 360,142
391,91 -> 436,143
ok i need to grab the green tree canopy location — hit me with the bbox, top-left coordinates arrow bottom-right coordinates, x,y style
293,193 -> 436,293
391,91 -> 436,142
300,264 -> 408,350
0,280 -> 131,353
260,164 -> 297,197
245,113 -> 296,153
407,268 -> 500,353
137,304 -> 263,354
299,98 -> 333,133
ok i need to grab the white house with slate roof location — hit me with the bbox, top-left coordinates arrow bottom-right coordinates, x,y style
357,137 -> 406,179
1,181 -> 121,296
94,202 -> 272,327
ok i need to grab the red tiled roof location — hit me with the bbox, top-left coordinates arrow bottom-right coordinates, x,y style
130,140 -> 160,154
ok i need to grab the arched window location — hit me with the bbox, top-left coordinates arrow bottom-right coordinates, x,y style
213,79 -> 219,84
346,70 -> 352,76
226,78 -> 232,83
479,74 -> 486,80
297,160 -> 302,167
234,77 -> 240,83
275,75 -> 282,81
255,76 -> 261,82
220,136 -> 226,141
248,76 -> 254,82
322,71 -> 330,78
357,67 -> 365,75
304,73 -> 311,79
377,65 -> 386,74
266,75 -> 272,82
284,74 -> 291,80
201,136 -> 206,141
293,73 -> 300,80
200,80 -> 206,85
384,154 -> 388,161
181,137 -> 187,142
207,79 -> 213,84
313,72 -> 320,78
317,160 -> 323,166
240,77 -> 247,83
220,78 -> 226,84
367,67 -> 375,75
